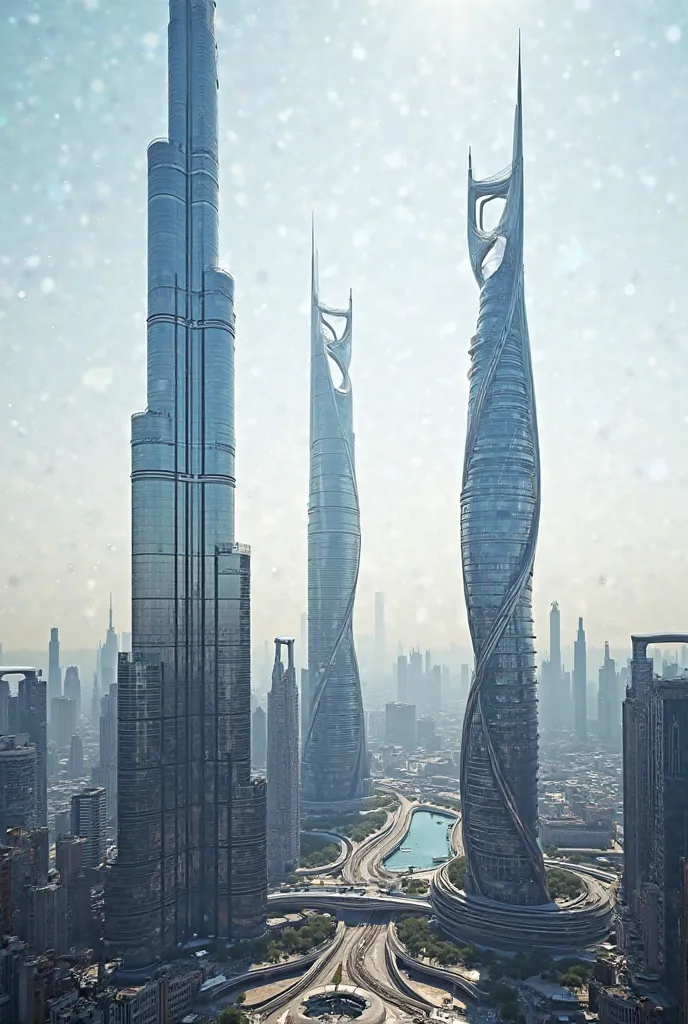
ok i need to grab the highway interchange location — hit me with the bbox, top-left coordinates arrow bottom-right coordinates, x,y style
221,795 -> 616,1024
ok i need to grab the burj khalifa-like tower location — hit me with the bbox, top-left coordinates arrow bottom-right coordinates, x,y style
105,0 -> 266,966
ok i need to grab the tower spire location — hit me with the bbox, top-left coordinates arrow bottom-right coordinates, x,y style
109,593 -> 113,632
311,213 -> 318,302
513,36 -> 523,164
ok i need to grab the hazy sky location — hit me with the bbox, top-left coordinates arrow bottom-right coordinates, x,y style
1,0 -> 688,661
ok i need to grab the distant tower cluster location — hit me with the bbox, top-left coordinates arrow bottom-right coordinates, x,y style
267,638 -> 300,882
301,233 -> 368,806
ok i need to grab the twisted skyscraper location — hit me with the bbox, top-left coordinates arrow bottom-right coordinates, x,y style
301,236 -> 368,805
459,60 -> 548,906
105,0 -> 266,966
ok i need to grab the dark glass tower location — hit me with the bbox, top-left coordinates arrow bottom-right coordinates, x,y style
105,0 -> 266,966
459,60 -> 549,906
301,235 -> 368,804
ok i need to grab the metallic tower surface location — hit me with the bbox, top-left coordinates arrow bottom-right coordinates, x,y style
459,58 -> 549,906
301,234 -> 368,804
267,638 -> 300,881
105,0 -> 266,966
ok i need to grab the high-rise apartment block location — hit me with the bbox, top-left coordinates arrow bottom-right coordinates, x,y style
267,639 -> 300,881
459,62 -> 548,905
47,628 -> 61,713
70,787 -> 106,869
50,696 -> 76,749
63,667 -> 81,722
385,702 -> 416,750
24,883 -> 68,956
104,0 -> 266,965
623,634 -> 688,1004
68,734 -> 84,779
0,668 -> 47,828
573,617 -> 588,741
0,736 -> 37,835
301,233 -> 367,805
251,706 -> 267,770
599,642 -> 620,745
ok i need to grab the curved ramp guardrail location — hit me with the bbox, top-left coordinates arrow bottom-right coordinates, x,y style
250,921 -> 348,1013
297,831 -> 353,877
386,922 -> 479,1003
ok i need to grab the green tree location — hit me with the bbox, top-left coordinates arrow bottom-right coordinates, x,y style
332,963 -> 343,988
236,993 -> 246,1005
215,1009 -> 249,1024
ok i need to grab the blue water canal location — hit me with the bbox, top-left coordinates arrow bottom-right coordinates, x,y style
383,810 -> 456,872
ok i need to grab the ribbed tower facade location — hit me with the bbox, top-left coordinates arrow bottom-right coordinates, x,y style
267,638 -> 300,881
459,62 -> 548,907
105,0 -> 266,966
301,237 -> 368,805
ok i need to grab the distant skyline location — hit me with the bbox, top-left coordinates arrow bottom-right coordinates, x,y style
2,0 -> 688,650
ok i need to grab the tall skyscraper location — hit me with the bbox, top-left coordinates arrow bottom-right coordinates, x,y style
63,666 -> 81,722
267,639 -> 300,882
573,617 -> 587,741
100,596 -> 118,694
623,634 -> 688,1001
301,232 -> 367,805
1,668 -> 48,828
598,641 -> 619,744
50,696 -> 76,749
47,628 -> 61,714
71,787 -> 107,869
104,0 -> 266,966
459,61 -> 548,905
374,592 -> 386,682
0,736 -> 37,835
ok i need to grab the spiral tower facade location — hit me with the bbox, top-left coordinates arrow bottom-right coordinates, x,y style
459,62 -> 549,907
301,236 -> 368,805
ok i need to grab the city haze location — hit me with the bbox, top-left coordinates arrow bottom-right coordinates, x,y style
1,0 -> 687,654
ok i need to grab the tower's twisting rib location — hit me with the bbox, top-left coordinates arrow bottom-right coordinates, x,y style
459,55 -> 549,906
301,231 -> 368,804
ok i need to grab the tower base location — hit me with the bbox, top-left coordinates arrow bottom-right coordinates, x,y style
430,862 -> 614,953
